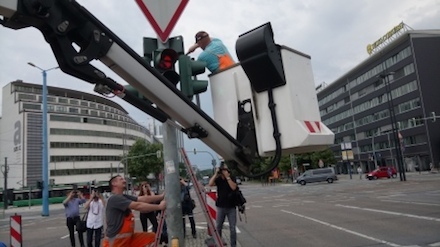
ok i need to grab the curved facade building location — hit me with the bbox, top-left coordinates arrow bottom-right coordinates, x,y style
0,80 -> 156,189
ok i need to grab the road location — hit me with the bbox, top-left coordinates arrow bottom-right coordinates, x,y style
0,172 -> 439,246
237,172 -> 440,247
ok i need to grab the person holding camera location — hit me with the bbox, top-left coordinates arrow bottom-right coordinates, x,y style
84,190 -> 105,247
208,163 -> 238,247
180,177 -> 196,238
63,190 -> 86,247
138,181 -> 158,233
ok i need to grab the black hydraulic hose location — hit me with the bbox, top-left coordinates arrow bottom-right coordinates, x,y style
246,88 -> 282,178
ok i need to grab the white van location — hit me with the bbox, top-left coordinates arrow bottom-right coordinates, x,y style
296,168 -> 337,185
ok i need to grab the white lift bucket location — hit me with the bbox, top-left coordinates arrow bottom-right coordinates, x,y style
210,46 -> 334,157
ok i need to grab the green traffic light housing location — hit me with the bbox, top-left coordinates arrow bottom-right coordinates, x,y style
178,55 -> 208,99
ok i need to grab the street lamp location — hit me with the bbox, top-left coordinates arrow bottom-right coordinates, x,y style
379,72 -> 406,181
192,149 -> 217,174
27,62 -> 59,216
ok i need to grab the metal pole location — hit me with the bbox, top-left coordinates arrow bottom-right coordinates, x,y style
163,122 -> 184,245
2,157 -> 8,210
42,70 -> 49,216
27,62 -> 58,216
382,73 -> 406,181
29,186 -> 32,209
372,134 -> 377,169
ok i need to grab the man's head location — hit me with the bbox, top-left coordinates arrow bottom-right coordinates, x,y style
109,175 -> 126,192
195,31 -> 210,49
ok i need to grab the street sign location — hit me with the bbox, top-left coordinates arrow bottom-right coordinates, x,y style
136,0 -> 189,43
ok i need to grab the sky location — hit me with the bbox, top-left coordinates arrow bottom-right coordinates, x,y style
0,0 -> 439,170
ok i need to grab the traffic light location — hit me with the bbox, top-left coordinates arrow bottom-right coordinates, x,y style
153,48 -> 180,86
36,181 -> 43,189
179,55 -> 208,99
236,22 -> 286,92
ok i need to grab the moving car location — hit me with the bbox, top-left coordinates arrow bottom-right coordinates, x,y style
296,168 -> 338,185
366,167 -> 397,180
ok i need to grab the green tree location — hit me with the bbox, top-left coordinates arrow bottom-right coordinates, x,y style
126,139 -> 163,182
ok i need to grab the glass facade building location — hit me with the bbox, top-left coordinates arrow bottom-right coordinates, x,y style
317,30 -> 440,174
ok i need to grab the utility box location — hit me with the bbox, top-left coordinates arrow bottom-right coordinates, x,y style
210,46 -> 334,157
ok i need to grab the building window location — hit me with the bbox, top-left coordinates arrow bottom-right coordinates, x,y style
69,108 -> 79,113
23,103 -> 41,110
18,93 -> 37,101
70,99 -> 79,105
58,98 -> 68,104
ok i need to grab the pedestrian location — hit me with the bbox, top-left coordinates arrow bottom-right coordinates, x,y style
180,177 -> 196,238
208,163 -> 238,247
103,175 -> 165,247
138,181 -> 159,233
63,189 -> 86,247
388,167 -> 392,178
357,166 -> 363,180
186,31 -> 235,73
85,190 -> 105,247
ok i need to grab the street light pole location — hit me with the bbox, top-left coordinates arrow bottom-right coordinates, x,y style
380,72 -> 406,181
192,149 -> 217,173
28,62 -> 59,216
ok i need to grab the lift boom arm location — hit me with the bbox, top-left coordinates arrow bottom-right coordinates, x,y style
0,0 -> 253,171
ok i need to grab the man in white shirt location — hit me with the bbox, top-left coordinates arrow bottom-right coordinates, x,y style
85,190 -> 105,247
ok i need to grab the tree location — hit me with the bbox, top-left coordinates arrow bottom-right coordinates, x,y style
126,139 -> 163,182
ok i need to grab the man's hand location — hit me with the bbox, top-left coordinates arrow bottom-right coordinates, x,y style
158,200 -> 166,210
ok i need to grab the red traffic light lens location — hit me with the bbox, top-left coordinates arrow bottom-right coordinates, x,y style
158,49 -> 178,70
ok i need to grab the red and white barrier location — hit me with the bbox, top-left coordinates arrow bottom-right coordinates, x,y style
10,214 -> 22,247
206,191 -> 217,235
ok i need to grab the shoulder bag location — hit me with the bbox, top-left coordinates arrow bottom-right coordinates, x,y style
76,209 -> 88,233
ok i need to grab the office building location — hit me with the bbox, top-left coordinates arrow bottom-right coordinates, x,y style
0,80 -> 156,189
317,28 -> 440,173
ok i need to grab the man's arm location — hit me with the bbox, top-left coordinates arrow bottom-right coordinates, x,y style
208,168 -> 220,186
129,200 -> 166,213
63,191 -> 73,205
222,169 -> 237,191
84,190 -> 96,209
137,193 -> 164,203
186,43 -> 199,55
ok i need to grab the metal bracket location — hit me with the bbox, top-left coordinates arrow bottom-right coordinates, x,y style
185,123 -> 208,139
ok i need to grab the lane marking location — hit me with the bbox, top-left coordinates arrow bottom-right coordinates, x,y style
281,209 -> 402,247
335,204 -> 440,222
381,200 -> 440,207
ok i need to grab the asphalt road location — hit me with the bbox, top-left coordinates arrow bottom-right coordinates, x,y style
0,172 -> 439,247
237,172 -> 440,247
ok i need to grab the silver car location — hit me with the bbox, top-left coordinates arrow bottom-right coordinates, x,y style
296,168 -> 338,185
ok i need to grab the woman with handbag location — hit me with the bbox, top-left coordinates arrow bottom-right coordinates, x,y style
63,190 -> 86,247
85,190 -> 105,247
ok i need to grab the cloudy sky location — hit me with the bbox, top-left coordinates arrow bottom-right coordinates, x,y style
0,0 -> 439,170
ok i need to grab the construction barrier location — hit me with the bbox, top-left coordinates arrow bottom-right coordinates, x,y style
206,191 -> 217,235
10,214 -> 22,247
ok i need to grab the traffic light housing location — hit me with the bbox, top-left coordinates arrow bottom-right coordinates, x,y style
179,55 -> 208,99
154,48 -> 180,86
37,181 -> 43,189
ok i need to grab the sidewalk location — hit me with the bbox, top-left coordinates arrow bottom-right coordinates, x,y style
1,203 -> 241,247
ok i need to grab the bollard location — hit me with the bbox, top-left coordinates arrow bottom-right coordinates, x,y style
10,213 -> 22,247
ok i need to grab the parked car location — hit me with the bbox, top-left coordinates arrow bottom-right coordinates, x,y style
296,168 -> 338,185
366,167 -> 397,180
